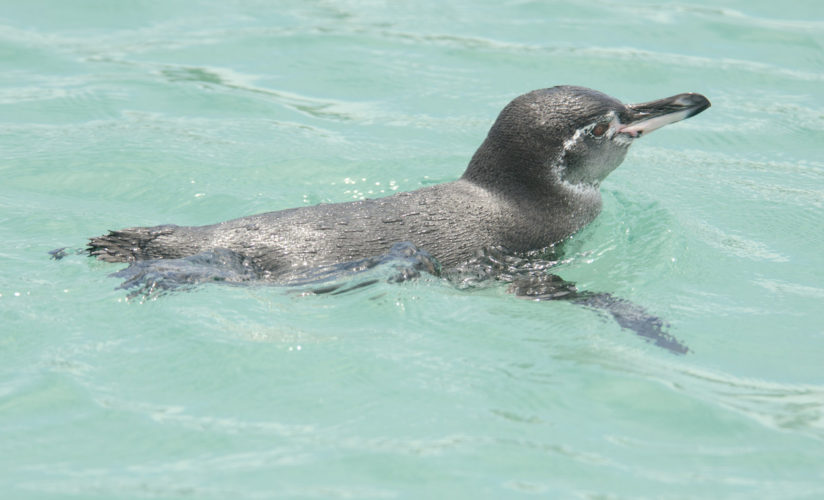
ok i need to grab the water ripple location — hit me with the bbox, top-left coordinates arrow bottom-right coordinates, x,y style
682,368 -> 824,439
598,350 -> 824,441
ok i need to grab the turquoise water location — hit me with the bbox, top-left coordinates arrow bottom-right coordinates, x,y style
2,0 -> 823,497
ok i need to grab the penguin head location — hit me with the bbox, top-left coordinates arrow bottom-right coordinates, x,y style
464,86 -> 710,196
540,86 -> 635,187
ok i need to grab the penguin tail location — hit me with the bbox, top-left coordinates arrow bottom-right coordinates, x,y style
87,225 -> 178,263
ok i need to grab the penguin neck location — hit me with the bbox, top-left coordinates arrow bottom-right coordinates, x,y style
461,136 -> 602,211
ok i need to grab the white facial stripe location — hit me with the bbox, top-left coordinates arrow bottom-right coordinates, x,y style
563,127 -> 586,151
605,115 -> 621,139
564,112 -> 621,150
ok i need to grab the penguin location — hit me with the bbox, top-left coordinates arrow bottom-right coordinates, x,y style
89,85 -> 710,281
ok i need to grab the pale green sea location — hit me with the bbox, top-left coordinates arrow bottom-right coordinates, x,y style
2,1 -> 823,498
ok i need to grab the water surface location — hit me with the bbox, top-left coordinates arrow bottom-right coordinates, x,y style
2,1 -> 823,498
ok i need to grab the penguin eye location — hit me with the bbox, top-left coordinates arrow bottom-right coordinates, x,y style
591,122 -> 609,137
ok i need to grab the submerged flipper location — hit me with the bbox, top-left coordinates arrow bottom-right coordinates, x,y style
447,247 -> 690,355
569,292 -> 688,354
512,275 -> 688,354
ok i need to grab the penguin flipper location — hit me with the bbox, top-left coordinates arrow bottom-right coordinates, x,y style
509,274 -> 689,355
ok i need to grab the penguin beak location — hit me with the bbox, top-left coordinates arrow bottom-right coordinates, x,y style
619,93 -> 711,138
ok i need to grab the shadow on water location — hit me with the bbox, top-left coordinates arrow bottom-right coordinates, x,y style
50,242 -> 689,355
